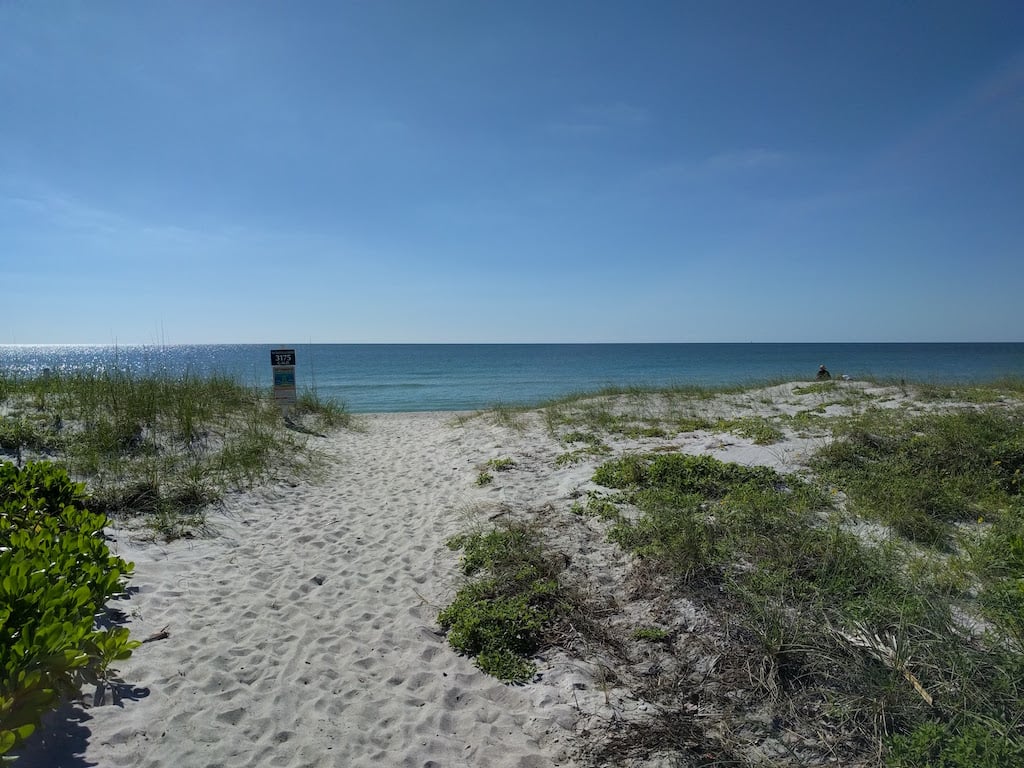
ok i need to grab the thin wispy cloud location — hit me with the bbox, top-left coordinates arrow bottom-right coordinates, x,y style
3,186 -> 126,238
545,101 -> 651,137
632,148 -> 794,192
703,148 -> 790,172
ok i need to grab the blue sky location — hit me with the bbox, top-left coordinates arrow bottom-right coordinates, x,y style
2,1 -> 1022,344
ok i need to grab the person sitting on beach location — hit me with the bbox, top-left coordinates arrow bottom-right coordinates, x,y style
816,365 -> 831,381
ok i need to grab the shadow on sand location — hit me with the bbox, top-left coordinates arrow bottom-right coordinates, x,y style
10,683 -> 150,768
10,591 -> 150,767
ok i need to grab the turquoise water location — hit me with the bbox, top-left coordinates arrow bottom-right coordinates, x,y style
2,343 -> 1022,412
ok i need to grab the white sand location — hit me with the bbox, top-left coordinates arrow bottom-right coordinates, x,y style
16,382 -> 906,767
19,412 -> 587,768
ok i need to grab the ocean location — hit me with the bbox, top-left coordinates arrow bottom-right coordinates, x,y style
2,343 -> 1022,413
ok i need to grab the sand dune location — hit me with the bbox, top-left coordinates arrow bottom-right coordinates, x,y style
16,384 -> 902,767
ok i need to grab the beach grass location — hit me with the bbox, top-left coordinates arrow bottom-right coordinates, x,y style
811,405 -> 1024,547
0,370 -> 349,537
452,377 -> 1024,765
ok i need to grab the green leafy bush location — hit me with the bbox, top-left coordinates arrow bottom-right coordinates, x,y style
438,580 -> 556,679
0,461 -> 138,757
439,525 -> 564,682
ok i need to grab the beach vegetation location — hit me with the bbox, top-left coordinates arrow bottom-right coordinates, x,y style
570,492 -> 622,521
487,404 -> 528,432
912,383 -> 1012,404
439,522 -> 566,682
887,719 -> 1024,768
810,406 -> 1024,547
0,461 -> 138,758
475,457 -> 515,485
538,383 -> 839,447
578,397 -> 1024,765
854,377 -> 1024,404
292,390 -> 354,431
0,415 -> 60,458
554,448 -> 601,467
556,432 -> 612,467
793,381 -> 837,396
595,453 -> 825,582
451,404 -> 530,432
542,389 -> 662,439
669,414 -> 714,433
561,430 -> 606,454
555,435 -> 613,467
0,370 -> 346,538
485,457 -> 516,471
780,408 -> 833,434
713,415 -> 785,444
433,380 -> 1024,763
631,626 -> 669,642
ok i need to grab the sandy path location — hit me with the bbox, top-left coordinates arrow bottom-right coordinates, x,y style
18,413 -> 573,768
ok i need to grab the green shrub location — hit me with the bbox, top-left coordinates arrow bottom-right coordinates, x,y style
0,461 -> 138,757
593,454 -> 648,488
972,505 -> 1024,577
609,500 -> 715,579
449,527 -> 535,576
596,453 -> 827,586
438,581 -> 555,679
0,416 -> 59,455
571,493 -> 621,521
439,525 -> 564,682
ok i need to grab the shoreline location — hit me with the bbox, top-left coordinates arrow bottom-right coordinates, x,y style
5,343 -> 1023,415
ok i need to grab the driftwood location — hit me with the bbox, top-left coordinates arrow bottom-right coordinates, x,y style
141,626 -> 171,644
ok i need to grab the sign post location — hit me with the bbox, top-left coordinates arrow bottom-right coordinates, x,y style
270,348 -> 297,419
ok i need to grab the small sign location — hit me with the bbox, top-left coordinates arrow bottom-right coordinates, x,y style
270,348 -> 297,413
273,367 -> 296,391
271,348 -> 296,367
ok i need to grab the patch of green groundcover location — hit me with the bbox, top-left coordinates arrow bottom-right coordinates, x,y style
591,445 -> 1024,765
811,406 -> 1024,547
714,415 -> 785,445
888,719 -> 1024,768
438,523 -> 566,682
810,404 -> 1024,648
1,462 -> 139,758
973,508 -> 1024,648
